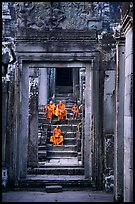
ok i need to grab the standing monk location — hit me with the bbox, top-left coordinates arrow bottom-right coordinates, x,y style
71,103 -> 79,119
50,126 -> 63,145
46,101 -> 56,123
55,101 -> 68,121
43,104 -> 48,118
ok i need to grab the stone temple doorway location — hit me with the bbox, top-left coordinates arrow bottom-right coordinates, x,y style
56,68 -> 73,86
53,67 -> 79,95
27,65 -> 83,169
55,68 -> 73,94
14,28 -> 101,186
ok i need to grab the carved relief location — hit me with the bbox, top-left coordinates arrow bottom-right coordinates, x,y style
15,2 -> 103,32
15,2 -> 35,28
15,2 -> 66,30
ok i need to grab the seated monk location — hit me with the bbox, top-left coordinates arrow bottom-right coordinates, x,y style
50,125 -> 63,145
71,103 -> 79,119
46,101 -> 56,123
55,101 -> 68,121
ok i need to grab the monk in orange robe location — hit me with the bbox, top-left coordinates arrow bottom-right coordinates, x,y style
43,105 -> 48,118
50,126 -> 63,145
71,104 -> 79,119
46,101 -> 56,123
55,101 -> 68,121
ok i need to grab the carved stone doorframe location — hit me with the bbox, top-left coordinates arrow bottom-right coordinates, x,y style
14,51 -> 101,186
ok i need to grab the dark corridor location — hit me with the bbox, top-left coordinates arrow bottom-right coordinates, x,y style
56,68 -> 73,86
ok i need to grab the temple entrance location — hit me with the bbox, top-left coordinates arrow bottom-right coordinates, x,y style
13,28 -> 101,186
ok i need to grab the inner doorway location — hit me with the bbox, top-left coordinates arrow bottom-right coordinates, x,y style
56,68 -> 73,86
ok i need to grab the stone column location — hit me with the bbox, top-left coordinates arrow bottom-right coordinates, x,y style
52,68 -> 56,100
28,78 -> 38,167
73,68 -> 79,101
123,22 -> 133,202
79,68 -> 86,103
38,68 -> 48,106
13,61 -> 22,182
19,62 -> 29,178
2,82 -> 8,165
84,62 -> 93,179
92,59 -> 103,189
114,35 -> 125,201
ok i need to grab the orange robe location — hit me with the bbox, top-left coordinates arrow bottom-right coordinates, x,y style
47,104 -> 56,121
55,103 -> 68,121
71,105 -> 79,118
50,127 -> 63,145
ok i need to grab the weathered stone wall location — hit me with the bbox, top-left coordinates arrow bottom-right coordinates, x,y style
122,6 -> 133,201
2,2 -> 123,191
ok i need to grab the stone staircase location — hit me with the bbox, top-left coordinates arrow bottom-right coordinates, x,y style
23,93 -> 92,188
38,93 -> 82,162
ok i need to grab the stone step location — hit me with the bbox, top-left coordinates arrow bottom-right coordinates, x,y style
38,118 -> 82,126
39,144 -> 77,151
48,124 -> 78,132
55,93 -> 73,97
45,185 -> 63,193
38,162 -> 82,168
17,175 -> 92,188
55,92 -> 73,96
55,86 -> 73,93
27,167 -> 84,175
38,157 -> 81,166
38,152 -> 77,160
47,150 -> 78,158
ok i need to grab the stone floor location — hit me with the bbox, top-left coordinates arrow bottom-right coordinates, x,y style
39,158 -> 82,166
2,189 -> 114,202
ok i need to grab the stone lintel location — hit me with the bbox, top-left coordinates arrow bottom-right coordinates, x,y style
16,29 -> 97,41
15,52 -> 98,65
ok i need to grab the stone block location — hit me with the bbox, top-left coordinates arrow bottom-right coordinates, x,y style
45,185 -> 63,193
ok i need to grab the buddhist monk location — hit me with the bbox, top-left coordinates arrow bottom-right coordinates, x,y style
46,101 -> 56,123
71,103 -> 79,119
55,101 -> 68,121
50,125 -> 63,145
43,104 -> 48,118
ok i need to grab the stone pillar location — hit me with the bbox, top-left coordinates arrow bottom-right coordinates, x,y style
12,62 -> 22,182
123,23 -> 133,202
84,57 -> 101,189
28,78 -> 38,167
73,68 -> 79,101
19,62 -> 29,178
79,68 -> 86,103
114,35 -> 125,201
84,62 -> 93,179
38,68 -> 48,106
2,82 -> 8,165
52,68 -> 56,100
92,59 -> 103,189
